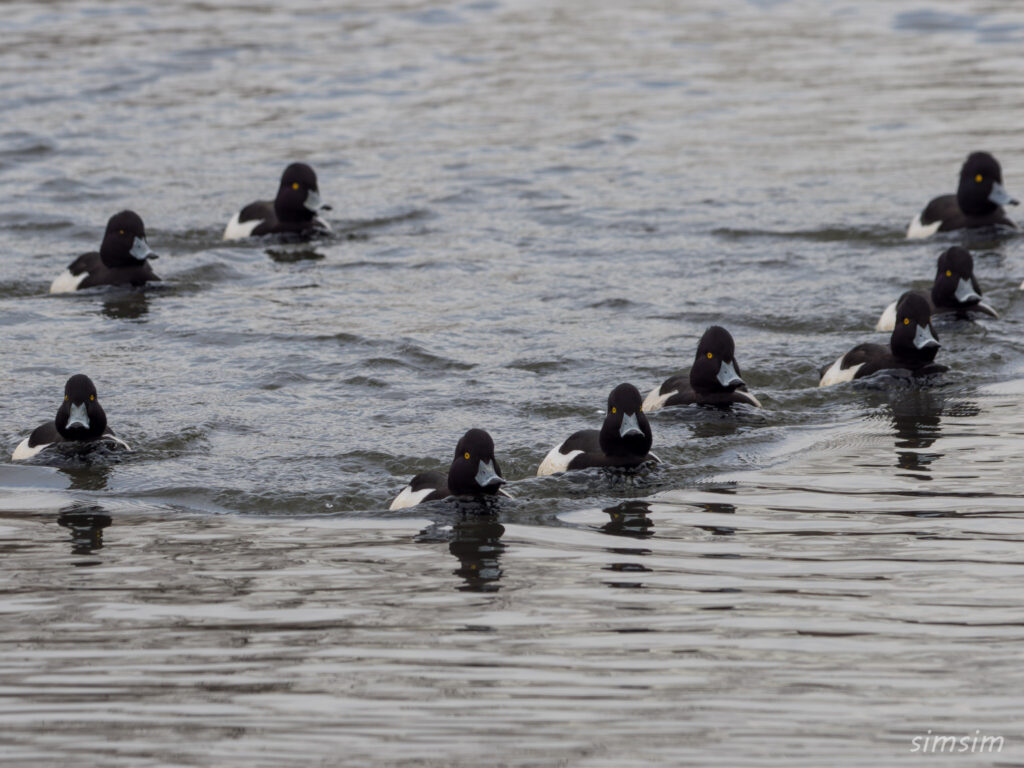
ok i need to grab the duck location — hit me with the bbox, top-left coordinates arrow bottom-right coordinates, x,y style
643,325 -> 761,412
50,211 -> 160,293
13,374 -> 130,460
876,246 -> 997,331
537,383 -> 654,476
389,428 -> 507,510
820,292 -> 946,386
223,162 -> 332,240
907,152 -> 1019,238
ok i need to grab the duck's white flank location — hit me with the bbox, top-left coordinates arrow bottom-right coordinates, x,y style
642,386 -> 676,413
12,437 -> 49,461
49,269 -> 87,294
388,485 -> 436,510
222,212 -> 263,240
876,300 -> 898,332
819,356 -> 865,387
906,213 -> 941,239
536,445 -> 583,476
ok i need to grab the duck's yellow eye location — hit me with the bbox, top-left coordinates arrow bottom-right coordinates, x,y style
64,395 -> 68,401
119,229 -> 125,235
946,270 -> 952,277
611,406 -> 617,414
903,317 -> 910,326
463,451 -> 470,460
975,174 -> 983,183
706,352 -> 713,359
89,394 -> 95,401
291,182 -> 300,190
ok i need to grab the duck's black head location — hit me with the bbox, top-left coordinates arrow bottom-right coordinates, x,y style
54,374 -> 107,441
447,428 -> 505,497
891,291 -> 940,363
274,163 -> 329,223
99,210 -> 157,269
599,383 -> 652,460
932,246 -> 982,309
690,325 -> 746,395
957,152 -> 1018,217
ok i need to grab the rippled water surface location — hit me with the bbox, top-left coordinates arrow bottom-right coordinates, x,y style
4,1 -> 1024,765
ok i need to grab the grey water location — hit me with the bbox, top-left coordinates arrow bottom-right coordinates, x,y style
3,1 -> 1024,765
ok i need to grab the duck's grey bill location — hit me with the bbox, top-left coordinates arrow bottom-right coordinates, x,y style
304,189 -> 325,212
989,181 -> 1019,207
130,237 -> 153,261
913,324 -> 940,349
475,459 -> 503,488
619,412 -> 643,438
717,359 -> 744,388
67,402 -> 90,429
954,277 -> 981,304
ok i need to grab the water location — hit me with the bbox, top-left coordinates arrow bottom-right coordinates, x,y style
2,1 -> 1024,765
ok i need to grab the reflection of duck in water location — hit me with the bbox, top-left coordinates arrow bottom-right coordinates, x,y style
60,461 -> 113,492
58,504 -> 112,555
889,392 -> 949,477
101,288 -> 151,321
449,513 -> 506,592
265,245 -> 326,263
601,501 -> 654,539
891,393 -> 943,451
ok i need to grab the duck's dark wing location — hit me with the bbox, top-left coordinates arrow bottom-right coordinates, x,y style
98,262 -> 161,287
643,374 -> 696,412
839,343 -> 893,379
389,470 -> 449,509
66,252 -> 103,289
559,429 -> 601,459
820,342 -> 891,383
12,421 -> 62,460
28,421 -> 61,448
537,429 -> 602,475
562,430 -> 652,471
223,200 -> 276,239
240,200 -> 274,225
408,470 -> 449,499
918,195 -> 964,231
85,262 -> 160,289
